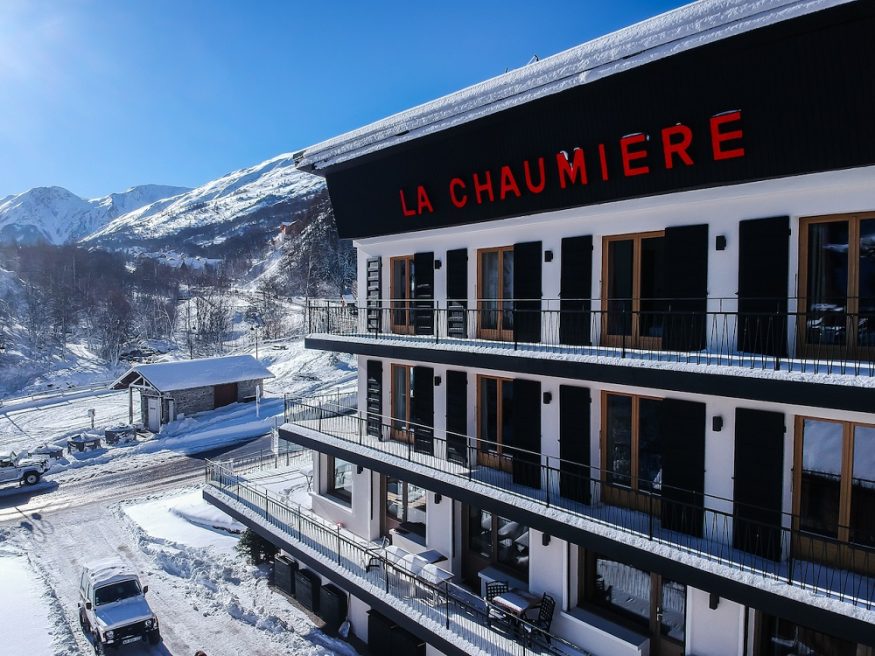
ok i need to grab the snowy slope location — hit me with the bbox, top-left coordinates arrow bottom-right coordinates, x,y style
84,153 -> 325,248
0,184 -> 190,245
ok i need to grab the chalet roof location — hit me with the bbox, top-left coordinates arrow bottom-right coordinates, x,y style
111,355 -> 274,393
295,0 -> 849,174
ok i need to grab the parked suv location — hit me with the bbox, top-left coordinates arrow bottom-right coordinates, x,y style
78,560 -> 161,653
0,449 -> 48,486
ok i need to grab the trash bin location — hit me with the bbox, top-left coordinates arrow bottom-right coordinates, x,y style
273,555 -> 298,596
294,568 -> 320,612
319,583 -> 347,630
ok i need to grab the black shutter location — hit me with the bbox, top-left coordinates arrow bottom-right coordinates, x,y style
511,378 -> 541,489
412,251 -> 434,336
559,385 -> 590,503
663,224 -> 708,351
366,256 -> 382,333
559,236 -> 593,345
447,248 -> 468,338
446,370 -> 467,464
734,408 -> 784,561
411,366 -> 434,455
366,360 -> 383,438
737,216 -> 789,357
512,241 -> 542,343
660,398 -> 706,537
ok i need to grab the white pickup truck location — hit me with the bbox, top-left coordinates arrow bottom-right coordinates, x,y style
0,450 -> 49,486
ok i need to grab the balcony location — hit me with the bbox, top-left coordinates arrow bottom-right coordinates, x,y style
203,457 -> 590,656
305,298 -> 875,382
279,397 -> 875,627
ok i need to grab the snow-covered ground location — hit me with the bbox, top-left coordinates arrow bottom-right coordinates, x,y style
0,551 -> 67,655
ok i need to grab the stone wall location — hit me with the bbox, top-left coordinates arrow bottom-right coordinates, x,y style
237,379 -> 261,401
170,385 -> 216,418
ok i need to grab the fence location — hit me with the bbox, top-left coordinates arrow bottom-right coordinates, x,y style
205,459 -> 589,656
281,397 -> 875,611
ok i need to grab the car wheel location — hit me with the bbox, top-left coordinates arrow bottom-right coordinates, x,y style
78,609 -> 88,631
22,472 -> 40,485
148,629 -> 162,645
92,635 -> 105,655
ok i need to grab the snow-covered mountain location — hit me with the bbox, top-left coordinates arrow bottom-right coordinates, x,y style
0,184 -> 190,245
83,153 -> 325,251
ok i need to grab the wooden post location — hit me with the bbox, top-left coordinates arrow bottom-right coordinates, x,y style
128,387 -> 133,425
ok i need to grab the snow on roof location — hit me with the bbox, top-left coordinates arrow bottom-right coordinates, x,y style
111,355 -> 274,393
82,558 -> 139,587
296,0 -> 851,173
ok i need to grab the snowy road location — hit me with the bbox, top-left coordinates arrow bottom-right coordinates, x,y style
0,435 -> 350,656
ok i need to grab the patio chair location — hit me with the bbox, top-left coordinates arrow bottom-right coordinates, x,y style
485,581 -> 510,627
523,593 -> 556,646
362,536 -> 390,572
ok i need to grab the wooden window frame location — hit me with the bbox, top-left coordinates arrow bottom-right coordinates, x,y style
390,364 -> 413,443
390,255 -> 415,334
326,456 -> 352,505
476,374 -> 513,473
798,212 -> 875,360
477,245 -> 514,341
792,415 -> 875,574
601,231 -> 665,350
600,391 -> 663,513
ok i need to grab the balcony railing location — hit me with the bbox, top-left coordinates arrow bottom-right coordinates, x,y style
204,459 -> 590,656
306,298 -> 875,377
281,396 -> 875,612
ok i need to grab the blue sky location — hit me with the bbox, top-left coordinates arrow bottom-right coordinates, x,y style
0,1 -> 685,199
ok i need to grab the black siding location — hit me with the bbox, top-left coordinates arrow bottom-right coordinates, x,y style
560,236 -> 593,346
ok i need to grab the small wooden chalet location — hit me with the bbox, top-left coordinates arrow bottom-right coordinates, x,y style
111,355 -> 274,432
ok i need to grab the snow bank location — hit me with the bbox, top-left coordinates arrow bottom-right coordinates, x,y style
123,489 -> 243,553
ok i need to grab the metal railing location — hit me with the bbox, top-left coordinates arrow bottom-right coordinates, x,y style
305,298 -> 875,377
205,459 -> 589,656
281,396 -> 875,611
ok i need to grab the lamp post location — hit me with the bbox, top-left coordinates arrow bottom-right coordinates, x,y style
250,324 -> 259,359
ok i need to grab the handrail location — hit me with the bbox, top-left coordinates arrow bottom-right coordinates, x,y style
205,458 -> 589,656
280,396 -> 875,610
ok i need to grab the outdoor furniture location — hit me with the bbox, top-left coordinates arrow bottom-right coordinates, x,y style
67,433 -> 102,453
484,580 -> 510,627
522,593 -> 556,646
363,536 -> 390,573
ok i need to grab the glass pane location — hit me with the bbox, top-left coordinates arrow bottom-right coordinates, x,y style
660,579 -> 686,641
392,367 -> 409,434
638,399 -> 662,494
331,459 -> 353,502
392,258 -> 409,327
608,240 -> 634,336
593,557 -> 650,625
639,236 -> 666,339
851,425 -> 875,547
502,250 -> 514,330
406,482 -> 427,536
800,419 -> 843,537
806,221 -> 849,346
479,378 -> 498,452
763,616 -> 857,656
859,219 -> 875,347
468,507 -> 492,557
496,517 -> 529,576
386,476 -> 403,523
606,395 -> 633,487
480,251 -> 499,329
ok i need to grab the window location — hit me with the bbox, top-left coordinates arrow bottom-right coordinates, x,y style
602,392 -> 662,510
579,551 -> 686,650
799,213 -> 875,356
384,476 -> 427,537
755,614 -> 870,656
795,418 -> 875,548
390,255 -> 415,333
327,456 -> 353,504
477,375 -> 514,472
390,364 -> 414,442
466,506 -> 529,580
602,232 -> 666,349
477,246 -> 514,340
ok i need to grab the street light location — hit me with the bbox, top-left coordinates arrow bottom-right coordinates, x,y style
250,324 -> 259,359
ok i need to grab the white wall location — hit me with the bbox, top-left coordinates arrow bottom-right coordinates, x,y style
685,588 -> 746,656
